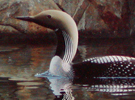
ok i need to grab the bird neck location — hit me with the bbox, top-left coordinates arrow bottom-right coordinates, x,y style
55,29 -> 78,63
49,14 -> 78,77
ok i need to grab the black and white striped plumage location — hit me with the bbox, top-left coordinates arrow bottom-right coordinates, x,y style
73,55 -> 135,78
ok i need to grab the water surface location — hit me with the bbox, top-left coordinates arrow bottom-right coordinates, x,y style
0,38 -> 135,100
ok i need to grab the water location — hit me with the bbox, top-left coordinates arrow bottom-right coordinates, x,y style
0,37 -> 135,100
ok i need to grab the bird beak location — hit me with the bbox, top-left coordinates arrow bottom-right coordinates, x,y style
15,16 -> 34,22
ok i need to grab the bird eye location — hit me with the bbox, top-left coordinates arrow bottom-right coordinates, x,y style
47,15 -> 51,19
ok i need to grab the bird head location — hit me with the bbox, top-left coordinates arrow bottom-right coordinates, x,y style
15,10 -> 76,32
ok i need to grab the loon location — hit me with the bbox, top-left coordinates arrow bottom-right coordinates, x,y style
16,10 -> 135,79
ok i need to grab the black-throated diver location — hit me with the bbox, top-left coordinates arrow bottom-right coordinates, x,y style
16,10 -> 135,79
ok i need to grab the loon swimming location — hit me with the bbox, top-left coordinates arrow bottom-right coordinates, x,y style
16,10 -> 135,79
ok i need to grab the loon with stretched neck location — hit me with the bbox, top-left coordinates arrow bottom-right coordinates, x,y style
16,10 -> 135,79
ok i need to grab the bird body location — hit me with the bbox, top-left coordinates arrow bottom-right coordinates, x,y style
73,55 -> 135,79
16,10 -> 135,79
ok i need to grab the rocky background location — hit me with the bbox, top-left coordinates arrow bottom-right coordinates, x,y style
0,0 -> 135,43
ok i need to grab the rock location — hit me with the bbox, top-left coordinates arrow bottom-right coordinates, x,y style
55,0 -> 134,38
0,0 -> 134,39
0,0 -> 60,35
129,0 -> 135,36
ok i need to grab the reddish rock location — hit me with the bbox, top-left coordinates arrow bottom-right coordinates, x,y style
0,0 -> 134,39
55,0 -> 133,37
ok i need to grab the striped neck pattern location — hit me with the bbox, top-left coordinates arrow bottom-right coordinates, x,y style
55,30 -> 75,64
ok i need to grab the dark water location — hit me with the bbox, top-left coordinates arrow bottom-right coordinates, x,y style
0,38 -> 135,100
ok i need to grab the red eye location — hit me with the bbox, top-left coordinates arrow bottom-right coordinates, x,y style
47,15 -> 51,19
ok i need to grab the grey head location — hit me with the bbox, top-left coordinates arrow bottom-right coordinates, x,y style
15,10 -> 78,33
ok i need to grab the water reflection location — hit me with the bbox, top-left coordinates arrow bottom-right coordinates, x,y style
0,38 -> 135,99
41,76 -> 135,100
47,77 -> 74,99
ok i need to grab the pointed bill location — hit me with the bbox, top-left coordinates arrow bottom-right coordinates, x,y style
15,16 -> 34,22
